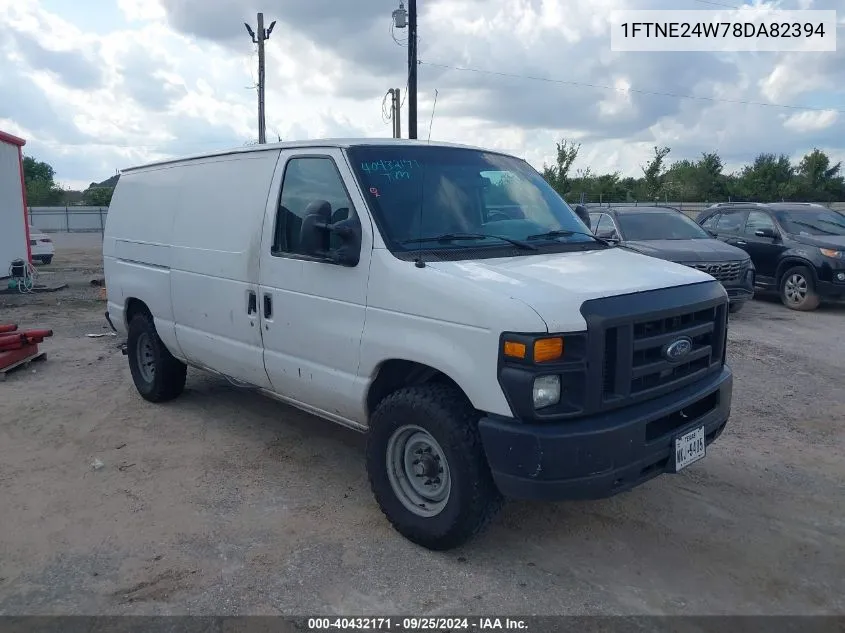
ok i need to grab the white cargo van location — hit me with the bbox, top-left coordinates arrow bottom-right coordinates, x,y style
104,139 -> 733,550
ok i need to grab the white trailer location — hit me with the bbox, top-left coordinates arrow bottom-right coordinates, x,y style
0,130 -> 31,278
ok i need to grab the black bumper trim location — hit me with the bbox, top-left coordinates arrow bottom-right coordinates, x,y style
816,280 -> 845,299
479,366 -> 732,501
725,287 -> 754,301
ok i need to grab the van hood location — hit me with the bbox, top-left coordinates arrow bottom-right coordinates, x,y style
621,238 -> 749,263
425,247 -> 716,332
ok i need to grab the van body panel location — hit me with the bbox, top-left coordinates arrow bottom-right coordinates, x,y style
167,151 -> 280,388
257,148 -> 375,422
358,248 -> 547,419
103,166 -> 184,355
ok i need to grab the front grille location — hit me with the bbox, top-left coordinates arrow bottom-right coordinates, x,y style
682,260 -> 747,282
581,282 -> 728,414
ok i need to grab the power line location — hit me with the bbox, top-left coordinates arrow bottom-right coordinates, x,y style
692,0 -> 742,8
418,60 -> 845,114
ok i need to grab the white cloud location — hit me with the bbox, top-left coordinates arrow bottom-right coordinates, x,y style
783,110 -> 839,132
117,0 -> 166,22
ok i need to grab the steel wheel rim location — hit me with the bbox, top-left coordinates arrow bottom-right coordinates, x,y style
785,273 -> 808,304
386,424 -> 451,517
136,332 -> 156,383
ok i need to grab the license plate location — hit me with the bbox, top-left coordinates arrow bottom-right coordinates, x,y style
674,425 -> 706,472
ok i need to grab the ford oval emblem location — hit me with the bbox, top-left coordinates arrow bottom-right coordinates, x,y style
663,336 -> 693,362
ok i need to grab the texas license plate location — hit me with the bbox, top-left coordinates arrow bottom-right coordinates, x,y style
674,425 -> 706,472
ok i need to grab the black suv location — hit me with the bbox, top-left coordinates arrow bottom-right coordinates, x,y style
696,202 -> 845,311
589,206 -> 755,313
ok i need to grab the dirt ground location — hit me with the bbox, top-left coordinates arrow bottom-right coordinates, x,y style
1,233 -> 843,616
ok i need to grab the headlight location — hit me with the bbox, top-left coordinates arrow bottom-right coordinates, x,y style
820,248 -> 844,259
533,375 -> 560,409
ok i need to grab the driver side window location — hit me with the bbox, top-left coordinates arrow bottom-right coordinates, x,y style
273,157 -> 355,257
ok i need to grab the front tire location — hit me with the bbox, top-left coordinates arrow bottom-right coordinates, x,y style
728,301 -> 745,314
366,384 -> 503,550
779,266 -> 820,311
127,313 -> 187,402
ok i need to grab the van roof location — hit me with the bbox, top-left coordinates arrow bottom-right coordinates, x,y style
121,138 -> 500,173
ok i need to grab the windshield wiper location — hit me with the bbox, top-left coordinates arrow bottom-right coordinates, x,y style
400,233 -> 537,250
526,229 -> 614,246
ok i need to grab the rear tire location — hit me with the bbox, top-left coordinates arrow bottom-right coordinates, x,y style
127,313 -> 187,402
366,383 -> 503,551
779,266 -> 820,311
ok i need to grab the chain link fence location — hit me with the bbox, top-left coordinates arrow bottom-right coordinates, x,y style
27,207 -> 109,235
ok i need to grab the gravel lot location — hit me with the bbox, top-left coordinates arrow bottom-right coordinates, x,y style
1,234 -> 843,616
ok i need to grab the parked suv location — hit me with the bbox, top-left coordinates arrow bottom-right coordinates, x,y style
104,139 -> 733,550
696,202 -> 845,311
589,206 -> 754,313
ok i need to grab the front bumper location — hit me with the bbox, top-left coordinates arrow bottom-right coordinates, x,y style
479,366 -> 732,501
722,268 -> 754,303
816,264 -> 845,299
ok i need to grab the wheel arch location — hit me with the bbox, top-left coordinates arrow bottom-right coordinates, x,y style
125,297 -> 152,327
365,359 -> 471,418
775,256 -> 818,286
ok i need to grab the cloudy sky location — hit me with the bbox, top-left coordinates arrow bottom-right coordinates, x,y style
0,0 -> 842,190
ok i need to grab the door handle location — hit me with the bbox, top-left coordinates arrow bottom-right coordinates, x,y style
263,293 -> 273,319
735,240 -> 747,246
247,291 -> 257,315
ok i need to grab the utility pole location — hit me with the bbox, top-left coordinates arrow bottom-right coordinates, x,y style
244,13 -> 276,144
407,0 -> 418,139
389,88 -> 402,138
392,1 -> 417,139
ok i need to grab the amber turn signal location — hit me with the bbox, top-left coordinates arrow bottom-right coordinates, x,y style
503,340 -> 527,359
533,337 -> 564,363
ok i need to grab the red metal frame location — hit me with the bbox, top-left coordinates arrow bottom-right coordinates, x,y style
0,130 -> 26,146
0,130 -> 32,265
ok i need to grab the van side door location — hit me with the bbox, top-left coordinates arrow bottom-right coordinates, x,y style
257,149 -> 374,425
169,152 -> 278,389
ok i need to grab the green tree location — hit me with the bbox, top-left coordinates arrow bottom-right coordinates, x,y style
84,186 -> 114,206
794,148 -> 845,202
542,139 -> 581,198
641,146 -> 671,200
22,156 -> 63,206
734,153 -> 796,201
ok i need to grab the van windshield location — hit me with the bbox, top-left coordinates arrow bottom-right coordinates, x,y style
345,145 -> 596,253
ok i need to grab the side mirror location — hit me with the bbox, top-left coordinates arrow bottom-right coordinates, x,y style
596,230 -> 618,241
755,228 -> 778,239
573,204 -> 590,229
328,216 -> 362,266
299,200 -> 361,267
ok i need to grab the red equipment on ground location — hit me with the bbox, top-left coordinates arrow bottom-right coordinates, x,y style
0,323 -> 52,376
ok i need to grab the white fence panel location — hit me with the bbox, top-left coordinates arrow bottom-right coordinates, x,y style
28,207 -> 108,233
